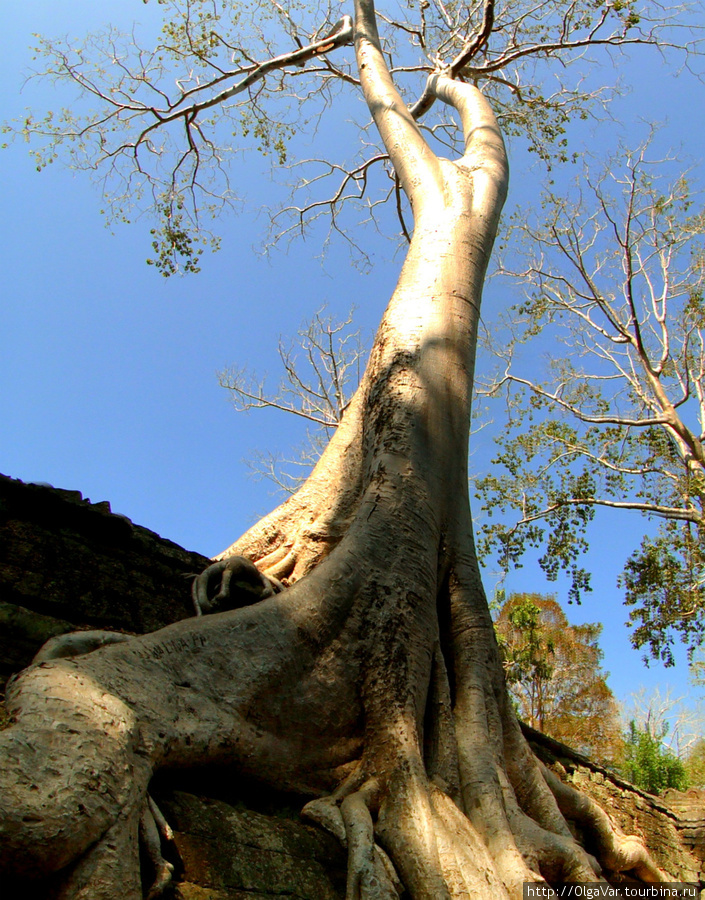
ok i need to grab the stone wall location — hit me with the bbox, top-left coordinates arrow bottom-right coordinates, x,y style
524,724 -> 705,882
162,790 -> 346,900
662,788 -> 705,869
0,475 -> 349,899
0,473 -> 209,684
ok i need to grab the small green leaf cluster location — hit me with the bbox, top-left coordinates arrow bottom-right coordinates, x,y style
621,520 -> 705,666
610,0 -> 641,29
159,0 -> 226,65
500,595 -> 556,690
239,110 -> 293,165
146,197 -> 220,276
621,720 -> 688,794
476,406 -> 596,604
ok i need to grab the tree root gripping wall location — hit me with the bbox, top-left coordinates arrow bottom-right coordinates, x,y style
1,473 -> 703,893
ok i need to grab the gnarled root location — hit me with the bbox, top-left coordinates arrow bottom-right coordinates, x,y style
541,764 -> 668,883
302,738 -> 666,900
342,779 -> 402,899
304,762 -> 510,899
191,554 -> 284,615
141,795 -> 178,900
32,629 -> 134,663
303,770 -> 403,899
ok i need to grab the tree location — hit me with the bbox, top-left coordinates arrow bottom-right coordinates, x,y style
683,738 -> 705,787
475,147 -> 705,665
495,593 -> 623,764
624,684 -> 705,759
219,306 -> 367,493
617,687 -> 705,793
0,0 -> 694,895
622,720 -> 689,794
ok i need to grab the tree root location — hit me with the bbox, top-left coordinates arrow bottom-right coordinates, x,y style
341,779 -> 401,899
140,795 -> 177,900
302,752 -> 671,900
190,555 -> 284,615
27,631 -> 180,900
0,547 -> 674,900
303,770 -> 403,899
541,764 -> 669,882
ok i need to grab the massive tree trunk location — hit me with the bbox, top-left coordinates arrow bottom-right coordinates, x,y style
0,1 -> 668,896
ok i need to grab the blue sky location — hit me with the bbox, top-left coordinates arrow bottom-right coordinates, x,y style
2,0 -> 704,714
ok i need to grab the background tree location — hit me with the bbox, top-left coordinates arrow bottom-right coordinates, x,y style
683,738 -> 705,787
624,684 -> 705,758
621,720 -> 689,794
616,685 -> 702,792
219,306 -> 367,493
495,593 -> 623,763
476,148 -> 705,665
0,0 -> 698,896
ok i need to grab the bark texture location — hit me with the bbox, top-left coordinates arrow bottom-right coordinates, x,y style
0,1 -> 678,896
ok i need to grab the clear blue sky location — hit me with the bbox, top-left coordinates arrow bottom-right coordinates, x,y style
2,1 -> 704,714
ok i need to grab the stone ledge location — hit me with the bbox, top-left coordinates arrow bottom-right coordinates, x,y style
0,473 -> 211,683
523,722 -> 705,880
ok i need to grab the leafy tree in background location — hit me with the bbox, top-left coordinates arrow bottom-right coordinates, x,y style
622,720 -> 688,794
683,738 -> 705,788
495,594 -> 556,732
495,593 -> 623,764
0,0 -> 699,895
476,149 -> 705,666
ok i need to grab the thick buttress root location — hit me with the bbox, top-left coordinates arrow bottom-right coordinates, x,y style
26,631 -> 180,900
301,604 -> 667,900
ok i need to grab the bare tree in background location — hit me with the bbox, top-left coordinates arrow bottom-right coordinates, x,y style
220,306 -> 367,492
476,146 -> 705,666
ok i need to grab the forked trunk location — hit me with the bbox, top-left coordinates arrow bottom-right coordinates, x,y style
0,0 -> 672,896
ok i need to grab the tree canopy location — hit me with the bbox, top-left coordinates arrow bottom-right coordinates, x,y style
10,0 -> 696,274
476,146 -> 705,665
494,592 -> 623,763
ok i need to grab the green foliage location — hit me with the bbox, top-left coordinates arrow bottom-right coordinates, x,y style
476,409 -> 596,604
477,152 -> 705,661
621,521 -> 705,666
621,720 -> 688,794
683,737 -> 705,788
500,595 -> 556,698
